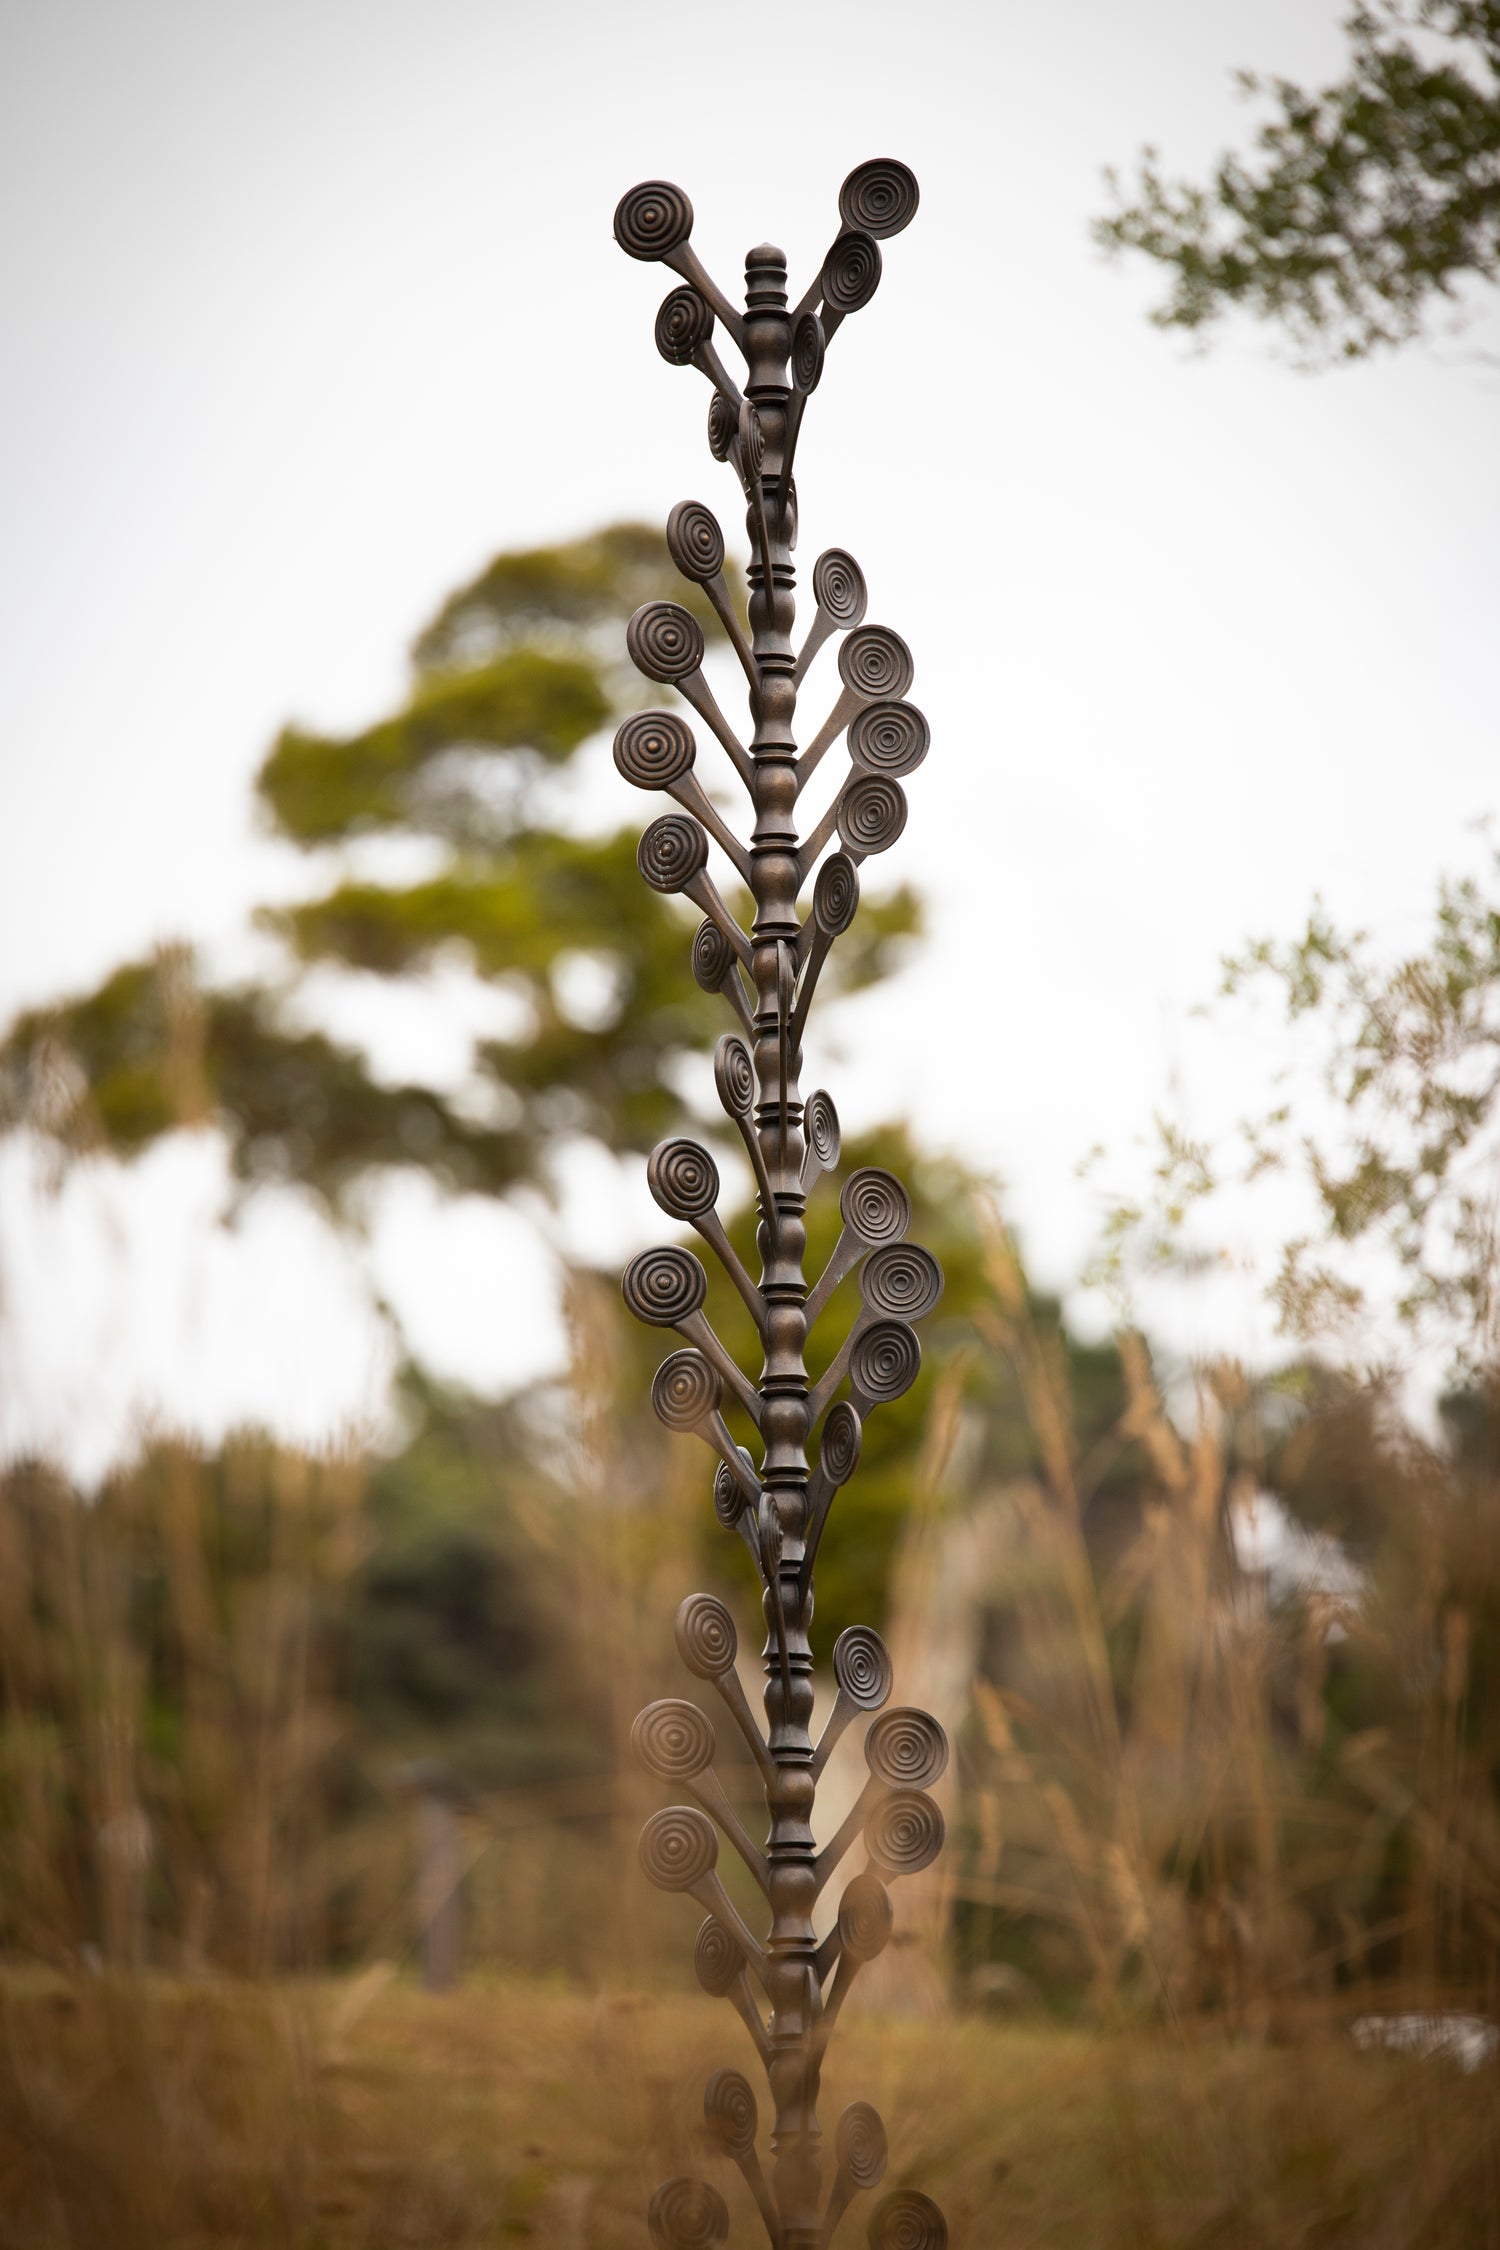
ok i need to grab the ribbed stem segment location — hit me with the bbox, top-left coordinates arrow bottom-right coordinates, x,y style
742,239 -> 824,2250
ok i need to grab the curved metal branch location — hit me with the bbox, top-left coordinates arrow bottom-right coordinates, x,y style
685,1866 -> 770,1987
714,1034 -> 778,1232
672,1308 -> 761,1425
803,1222 -> 868,1330
667,772 -> 752,883
688,1204 -> 766,1329
708,1664 -> 774,1782
725,1966 -> 772,2065
735,2143 -> 782,2250
702,573 -> 759,693
687,1766 -> 771,1895
676,669 -> 754,792
663,241 -> 747,350
795,681 -> 862,794
807,1306 -> 878,1425
812,1777 -> 882,1894
794,550 -> 867,687
691,336 -> 745,407
795,792 -> 846,886
811,1683 -> 863,1782
681,865 -> 753,969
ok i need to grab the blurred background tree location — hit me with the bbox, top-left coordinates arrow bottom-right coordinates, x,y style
1095,0 -> 1500,363
0,522 -> 915,1211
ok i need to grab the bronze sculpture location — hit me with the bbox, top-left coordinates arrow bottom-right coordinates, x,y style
615,158 -> 950,2250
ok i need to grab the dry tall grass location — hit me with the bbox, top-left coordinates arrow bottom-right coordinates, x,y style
1,1226 -> 1498,2241
2,1970 -> 1496,2248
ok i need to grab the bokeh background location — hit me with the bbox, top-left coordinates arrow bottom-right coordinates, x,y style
1,3 -> 1498,2245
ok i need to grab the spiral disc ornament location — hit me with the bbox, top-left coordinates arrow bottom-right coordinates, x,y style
820,1400 -> 863,1488
833,1624 -> 893,1712
675,1591 -> 737,1679
849,699 -> 929,778
615,710 -> 696,792
813,548 -> 868,629
638,814 -> 709,893
838,1870 -> 895,1962
793,310 -> 826,393
647,2178 -> 730,2250
628,601 -> 706,684
648,1137 -> 720,1220
713,1033 -> 755,1119
738,400 -> 765,482
851,1320 -> 922,1405
623,1245 -> 708,1328
640,1804 -> 720,1891
838,625 -> 914,703
652,1348 -> 722,1432
667,499 -> 725,583
838,158 -> 921,240
861,1242 -> 943,1322
615,180 -> 694,261
704,2069 -> 759,2158
864,1789 -> 945,1877
633,1699 -> 717,1781
838,773 -> 908,859
822,229 -> 882,315
694,1916 -> 744,1995
814,852 -> 860,938
713,1459 -> 747,1528
656,287 -> 715,367
692,919 -> 735,993
804,1087 -> 841,1171
707,391 -> 736,461
840,1168 -> 911,1248
836,2102 -> 889,2189
868,2191 -> 948,2250
865,1707 -> 949,1792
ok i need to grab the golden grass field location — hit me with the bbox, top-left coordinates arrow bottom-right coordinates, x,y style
3,1968 -> 1497,2249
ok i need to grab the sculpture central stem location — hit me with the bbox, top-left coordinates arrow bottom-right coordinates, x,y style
614,159 -> 948,2250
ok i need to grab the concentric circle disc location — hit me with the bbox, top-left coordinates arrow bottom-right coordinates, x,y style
638,1803 -> 719,1891
647,2176 -> 729,2250
622,1245 -> 708,1328
675,1591 -> 738,1679
651,1348 -> 722,1431
666,500 -> 724,584
865,1706 -> 949,1792
860,1242 -> 943,1322
864,1789 -> 944,1877
867,2189 -> 947,2250
832,1624 -> 892,1711
648,1137 -> 720,1220
839,1168 -> 911,1247
632,1697 -> 716,1781
614,180 -> 694,261
838,159 -> 920,240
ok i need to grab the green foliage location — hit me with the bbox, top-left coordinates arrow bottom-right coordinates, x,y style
259,652 -> 611,845
411,521 -> 732,672
1090,844 -> 1500,1385
353,1381 -> 609,1788
0,953 -> 529,1202
1096,1 -> 1500,361
0,521 -> 921,1218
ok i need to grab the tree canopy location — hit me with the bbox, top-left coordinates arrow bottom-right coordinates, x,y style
0,524 -> 918,1220
1096,1 -> 1500,362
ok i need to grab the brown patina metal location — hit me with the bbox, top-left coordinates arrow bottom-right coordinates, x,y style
615,161 -> 950,2250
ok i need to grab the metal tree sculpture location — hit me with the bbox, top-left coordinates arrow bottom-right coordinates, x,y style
615,160 -> 949,2250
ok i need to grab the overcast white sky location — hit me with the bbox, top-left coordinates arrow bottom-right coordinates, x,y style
2,0 -> 1496,1478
